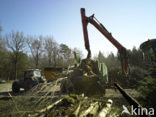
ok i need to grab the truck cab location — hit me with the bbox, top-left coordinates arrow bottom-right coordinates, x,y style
12,69 -> 46,93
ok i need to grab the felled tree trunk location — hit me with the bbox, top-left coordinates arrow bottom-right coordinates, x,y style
79,102 -> 98,117
97,99 -> 113,117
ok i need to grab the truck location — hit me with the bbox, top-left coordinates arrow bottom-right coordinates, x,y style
12,69 -> 46,93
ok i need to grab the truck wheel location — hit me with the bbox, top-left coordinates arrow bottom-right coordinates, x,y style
12,82 -> 20,93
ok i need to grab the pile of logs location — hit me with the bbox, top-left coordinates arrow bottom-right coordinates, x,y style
28,94 -> 113,117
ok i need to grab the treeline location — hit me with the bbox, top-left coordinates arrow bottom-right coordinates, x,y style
0,26 -> 147,84
0,28 -> 82,80
95,47 -> 147,88
96,47 -> 145,70
96,48 -> 156,109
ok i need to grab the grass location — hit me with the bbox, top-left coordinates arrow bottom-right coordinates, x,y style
0,99 -> 33,117
0,100 -> 14,117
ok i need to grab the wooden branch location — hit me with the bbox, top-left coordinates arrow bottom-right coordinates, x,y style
35,98 -> 63,113
8,93 -> 20,112
79,102 -> 98,117
29,98 -> 63,117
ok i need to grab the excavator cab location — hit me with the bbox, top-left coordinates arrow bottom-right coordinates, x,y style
140,39 -> 156,77
140,39 -> 156,64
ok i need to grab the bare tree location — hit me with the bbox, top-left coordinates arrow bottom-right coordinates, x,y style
73,48 -> 84,59
27,36 -> 44,68
44,37 -> 60,67
0,26 -> 2,34
0,26 -> 4,50
5,31 -> 25,79
52,41 -> 59,67
44,37 -> 54,66
60,44 -> 71,60
60,44 -> 72,66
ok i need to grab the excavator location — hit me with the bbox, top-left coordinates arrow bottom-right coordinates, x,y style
56,8 -> 152,117
66,8 -> 130,96
78,8 -> 151,116
81,8 -> 128,75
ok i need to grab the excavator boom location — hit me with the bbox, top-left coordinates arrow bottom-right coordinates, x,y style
81,8 -> 128,75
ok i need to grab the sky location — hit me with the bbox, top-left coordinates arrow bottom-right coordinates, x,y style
0,0 -> 156,57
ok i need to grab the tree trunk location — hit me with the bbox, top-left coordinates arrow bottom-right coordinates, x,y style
15,53 -> 18,80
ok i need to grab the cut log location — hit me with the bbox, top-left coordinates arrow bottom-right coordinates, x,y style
79,102 -> 98,117
35,98 -> 63,113
97,99 -> 113,117
71,102 -> 82,117
29,98 -> 63,117
88,102 -> 99,116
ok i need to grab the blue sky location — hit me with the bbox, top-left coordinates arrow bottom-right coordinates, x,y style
0,0 -> 156,57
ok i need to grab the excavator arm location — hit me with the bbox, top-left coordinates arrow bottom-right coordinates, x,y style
81,8 -> 128,75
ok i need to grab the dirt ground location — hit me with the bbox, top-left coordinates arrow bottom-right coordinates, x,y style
0,82 -> 139,98
0,82 -> 140,117
0,82 -> 12,93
